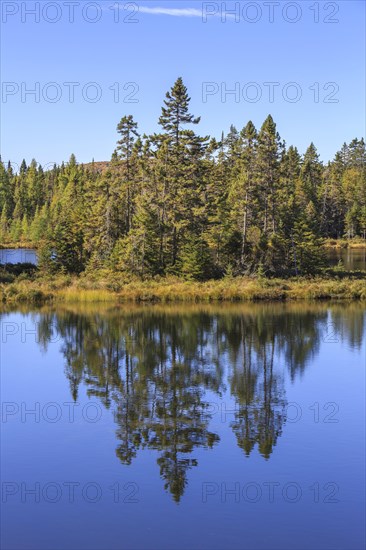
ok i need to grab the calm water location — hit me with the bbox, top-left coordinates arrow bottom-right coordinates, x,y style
1,248 -> 366,271
0,249 -> 38,265
326,248 -> 366,271
0,303 -> 365,550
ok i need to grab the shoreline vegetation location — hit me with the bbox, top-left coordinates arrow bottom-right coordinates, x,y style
0,269 -> 365,304
2,238 -> 365,305
323,239 -> 366,249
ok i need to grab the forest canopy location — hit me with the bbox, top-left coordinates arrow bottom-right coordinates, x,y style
1,77 -> 365,279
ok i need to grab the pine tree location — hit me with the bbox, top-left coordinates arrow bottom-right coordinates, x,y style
0,160 -> 13,215
292,217 -> 325,275
159,77 -> 200,147
256,115 -> 282,235
116,115 -> 140,232
297,143 -> 323,225
21,214 -> 29,241
155,78 -> 208,271
229,120 -> 258,269
278,145 -> 301,238
0,204 -> 8,242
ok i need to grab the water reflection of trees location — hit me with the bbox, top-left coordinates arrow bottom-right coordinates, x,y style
229,326 -> 287,459
28,303 -> 364,501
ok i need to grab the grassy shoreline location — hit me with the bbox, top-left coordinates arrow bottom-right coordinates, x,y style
323,238 -> 366,249
1,272 -> 365,304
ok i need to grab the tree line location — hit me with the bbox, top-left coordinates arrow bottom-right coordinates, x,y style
0,77 -> 365,278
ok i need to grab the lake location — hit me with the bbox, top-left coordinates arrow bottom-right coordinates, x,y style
1,303 -> 365,550
0,249 -> 38,265
326,247 -> 366,271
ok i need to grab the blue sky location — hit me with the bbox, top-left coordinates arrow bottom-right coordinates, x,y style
1,0 -> 365,168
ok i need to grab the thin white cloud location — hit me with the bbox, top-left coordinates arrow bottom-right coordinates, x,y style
138,6 -> 203,17
137,6 -> 235,19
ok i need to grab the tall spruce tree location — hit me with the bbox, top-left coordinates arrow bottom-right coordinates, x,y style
256,115 -> 282,235
159,77 -> 200,147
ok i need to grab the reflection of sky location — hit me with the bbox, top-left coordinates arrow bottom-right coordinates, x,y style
1,308 -> 365,550
1,247 -> 365,270
0,249 -> 38,265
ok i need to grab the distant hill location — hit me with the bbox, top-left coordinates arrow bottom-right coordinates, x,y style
82,161 -> 111,174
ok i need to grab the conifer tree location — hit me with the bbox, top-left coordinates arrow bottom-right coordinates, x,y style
0,204 -> 8,242
229,120 -> 258,268
159,77 -> 200,147
116,115 -> 140,232
256,115 -> 282,235
297,143 -> 323,225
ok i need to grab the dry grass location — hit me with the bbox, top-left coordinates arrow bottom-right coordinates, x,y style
324,238 -> 366,249
1,273 -> 364,304
59,288 -> 116,302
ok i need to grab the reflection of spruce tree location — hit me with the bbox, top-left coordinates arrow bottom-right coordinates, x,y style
281,311 -> 324,380
229,318 -> 287,459
227,308 -> 335,457
230,329 -> 258,456
140,342 -> 219,502
257,338 -> 286,459
60,314 -> 89,402
329,304 -> 365,350
56,313 -> 127,407
48,310 -> 222,501
115,350 -> 148,465
64,357 -> 83,402
114,319 -> 221,502
83,332 -> 123,408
